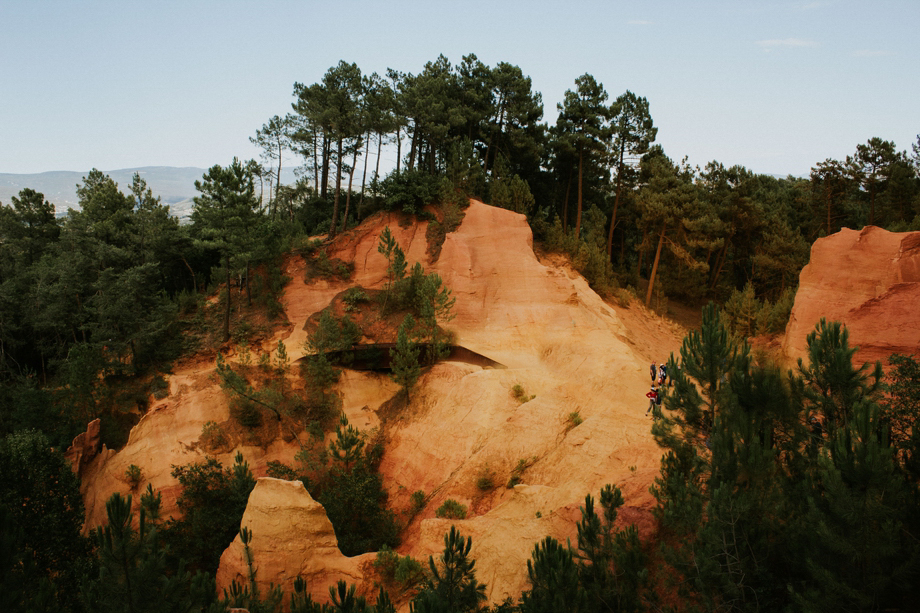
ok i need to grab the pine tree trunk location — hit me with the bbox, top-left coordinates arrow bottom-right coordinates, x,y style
313,127 -> 319,197
645,225 -> 666,306
276,139 -> 282,207
330,137 -> 343,237
575,148 -> 584,241
223,254 -> 232,342
408,124 -> 418,172
320,134 -> 330,200
358,132 -> 371,218
246,260 -> 252,307
563,172 -> 572,233
343,144 -> 358,231
607,148 -> 626,258
396,126 -> 402,175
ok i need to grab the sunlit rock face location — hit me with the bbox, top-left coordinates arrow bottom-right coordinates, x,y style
783,226 -> 920,367
216,478 -> 369,604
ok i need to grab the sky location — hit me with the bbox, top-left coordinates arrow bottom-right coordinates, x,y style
1,0 -> 917,179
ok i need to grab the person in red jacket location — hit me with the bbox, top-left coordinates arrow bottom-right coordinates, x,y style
646,385 -> 659,415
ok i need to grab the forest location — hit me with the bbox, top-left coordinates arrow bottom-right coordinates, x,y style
1,52 -> 920,612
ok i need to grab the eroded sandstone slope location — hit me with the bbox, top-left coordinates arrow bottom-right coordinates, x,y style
78,199 -> 687,606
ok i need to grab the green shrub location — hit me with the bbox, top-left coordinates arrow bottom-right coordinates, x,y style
374,545 -> 425,590
343,287 -> 369,312
507,456 -> 537,488
476,466 -> 496,491
231,399 -> 262,430
200,421 -> 228,450
124,464 -> 143,490
410,490 -> 426,514
566,411 -> 583,431
380,169 -> 441,215
150,374 -> 169,399
511,384 -> 536,403
435,499 -> 468,520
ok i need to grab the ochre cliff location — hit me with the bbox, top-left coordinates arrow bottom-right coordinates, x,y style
783,226 -> 920,366
79,199 -> 688,606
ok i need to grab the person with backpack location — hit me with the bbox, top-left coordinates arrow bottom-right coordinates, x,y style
659,363 -> 668,387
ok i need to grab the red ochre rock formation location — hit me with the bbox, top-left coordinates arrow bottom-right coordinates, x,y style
783,226 -> 920,367
65,418 -> 103,476
80,199 -> 687,606
216,478 -> 370,603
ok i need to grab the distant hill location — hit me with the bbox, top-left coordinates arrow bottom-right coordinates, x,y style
0,167 -> 207,220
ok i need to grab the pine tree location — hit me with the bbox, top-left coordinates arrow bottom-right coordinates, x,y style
415,526 -> 486,613
390,314 -> 421,402
520,537 -> 586,613
191,158 -> 260,342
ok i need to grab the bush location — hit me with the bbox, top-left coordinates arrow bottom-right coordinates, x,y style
124,464 -> 143,490
165,452 -> 256,574
343,287 -> 369,312
507,456 -> 537,488
410,490 -> 426,514
230,399 -> 262,430
200,421 -> 227,450
305,248 -> 354,282
476,466 -> 496,491
566,411 -> 583,431
374,545 -> 425,591
435,499 -> 468,520
511,384 -> 536,403
150,374 -> 169,399
380,169 -> 441,215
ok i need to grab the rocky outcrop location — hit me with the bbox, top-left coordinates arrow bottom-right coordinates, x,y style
783,226 -> 920,366
216,478 -> 369,603
65,418 -> 103,476
81,199 -> 687,607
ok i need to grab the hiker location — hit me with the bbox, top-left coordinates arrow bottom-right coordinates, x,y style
659,363 -> 669,387
646,385 -> 659,415
650,362 -> 657,382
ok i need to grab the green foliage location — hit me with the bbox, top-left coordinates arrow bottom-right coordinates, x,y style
511,383 -> 535,403
374,545 -> 425,593
319,434 -> 401,555
574,485 -> 648,612
507,456 -> 537,488
343,286 -> 369,312
82,492 -> 216,613
410,490 -> 427,513
164,451 -> 256,574
390,314 -> 421,402
722,282 -> 796,338
649,315 -> 920,611
475,465 -> 496,491
125,464 -> 144,490
520,537 -> 586,613
435,499 -> 468,520
381,169 -> 441,215
200,420 -> 228,450
305,248 -> 354,282
491,173 -> 535,216
0,430 -> 90,612
796,318 -> 883,436
566,411 -> 583,430
414,526 -> 486,613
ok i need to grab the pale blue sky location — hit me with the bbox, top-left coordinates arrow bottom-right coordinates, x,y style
1,0 -> 917,178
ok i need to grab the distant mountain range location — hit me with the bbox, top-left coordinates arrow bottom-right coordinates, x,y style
0,166 -> 300,221
0,166 -> 207,220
